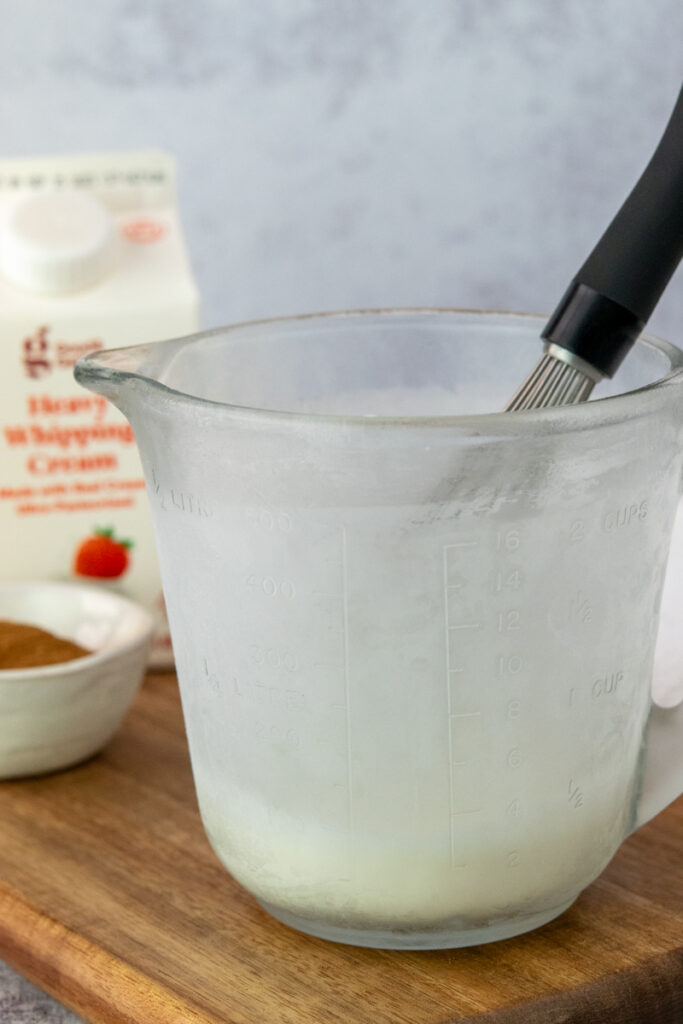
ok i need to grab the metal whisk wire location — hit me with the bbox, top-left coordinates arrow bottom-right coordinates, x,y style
505,351 -> 596,412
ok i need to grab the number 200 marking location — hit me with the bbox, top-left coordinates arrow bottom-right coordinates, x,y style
246,575 -> 296,599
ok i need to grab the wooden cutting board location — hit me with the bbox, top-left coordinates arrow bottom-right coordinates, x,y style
0,673 -> 681,1024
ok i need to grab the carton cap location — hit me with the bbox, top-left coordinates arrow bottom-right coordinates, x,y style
0,190 -> 115,294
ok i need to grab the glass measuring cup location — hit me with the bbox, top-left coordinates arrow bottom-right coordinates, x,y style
75,310 -> 683,950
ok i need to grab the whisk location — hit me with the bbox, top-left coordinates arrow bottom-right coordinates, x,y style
506,83 -> 683,412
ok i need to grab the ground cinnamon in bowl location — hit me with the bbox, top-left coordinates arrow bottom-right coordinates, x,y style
0,620 -> 90,669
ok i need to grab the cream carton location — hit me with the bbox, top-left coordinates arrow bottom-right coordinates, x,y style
0,151 -> 199,664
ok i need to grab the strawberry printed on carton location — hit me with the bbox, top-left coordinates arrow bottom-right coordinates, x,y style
74,527 -> 132,579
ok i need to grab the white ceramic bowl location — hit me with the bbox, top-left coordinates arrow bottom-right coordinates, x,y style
0,581 -> 154,779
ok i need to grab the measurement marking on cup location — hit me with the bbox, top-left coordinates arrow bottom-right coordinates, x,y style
341,527 -> 353,830
451,808 -> 482,816
444,540 -> 480,550
447,573 -> 469,592
448,622 -> 481,631
450,712 -> 482,719
568,779 -> 584,808
443,546 -> 457,865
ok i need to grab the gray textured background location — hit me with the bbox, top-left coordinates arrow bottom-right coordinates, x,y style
1,2 -> 682,1020
2,0 -> 682,337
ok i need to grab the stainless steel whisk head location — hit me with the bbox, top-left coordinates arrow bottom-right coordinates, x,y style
505,346 -> 601,412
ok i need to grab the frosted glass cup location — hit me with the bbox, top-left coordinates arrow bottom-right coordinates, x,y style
75,310 -> 683,949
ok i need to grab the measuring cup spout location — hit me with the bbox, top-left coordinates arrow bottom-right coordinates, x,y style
74,336 -> 187,413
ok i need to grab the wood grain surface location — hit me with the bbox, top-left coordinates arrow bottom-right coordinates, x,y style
0,673 -> 681,1024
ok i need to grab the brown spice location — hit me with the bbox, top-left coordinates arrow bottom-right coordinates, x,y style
0,620 -> 90,669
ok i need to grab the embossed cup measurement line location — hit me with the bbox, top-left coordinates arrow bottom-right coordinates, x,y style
443,543 -> 486,866
443,545 -> 457,865
341,526 -> 354,831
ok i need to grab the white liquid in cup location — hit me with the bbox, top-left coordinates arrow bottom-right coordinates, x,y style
160,386 -> 664,940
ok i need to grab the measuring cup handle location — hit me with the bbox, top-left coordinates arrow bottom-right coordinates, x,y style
633,495 -> 683,831
633,701 -> 683,830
